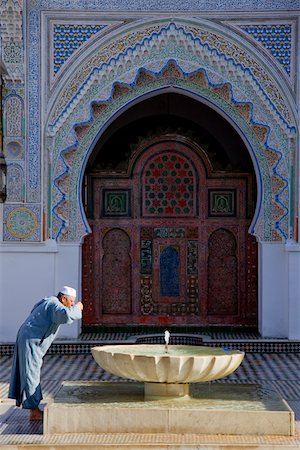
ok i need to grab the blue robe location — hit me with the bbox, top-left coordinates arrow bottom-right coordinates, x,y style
8,296 -> 82,409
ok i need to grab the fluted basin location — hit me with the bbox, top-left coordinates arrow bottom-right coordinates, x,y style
91,345 -> 245,398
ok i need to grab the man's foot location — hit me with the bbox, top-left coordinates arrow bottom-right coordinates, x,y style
29,408 -> 43,421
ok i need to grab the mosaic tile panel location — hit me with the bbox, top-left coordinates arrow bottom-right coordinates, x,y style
209,189 -> 236,217
102,189 -> 131,217
53,23 -> 107,75
187,275 -> 198,303
140,275 -> 153,315
140,239 -> 152,275
6,163 -> 25,202
138,223 -> 203,319
27,7 -> 41,202
3,204 -> 41,242
4,138 -> 24,160
187,240 -> 198,275
239,24 -> 292,75
142,152 -> 196,217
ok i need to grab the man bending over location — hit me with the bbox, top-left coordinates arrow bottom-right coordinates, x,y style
9,286 -> 83,420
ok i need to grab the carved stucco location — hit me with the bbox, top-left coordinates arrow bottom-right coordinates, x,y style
45,18 -> 297,243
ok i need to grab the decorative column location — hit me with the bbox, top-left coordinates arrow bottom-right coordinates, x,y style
1,1 -> 42,242
0,59 -> 7,202
45,135 -> 55,240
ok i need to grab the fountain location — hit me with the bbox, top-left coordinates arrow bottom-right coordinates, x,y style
164,329 -> 170,352
44,332 -> 295,437
91,341 -> 245,398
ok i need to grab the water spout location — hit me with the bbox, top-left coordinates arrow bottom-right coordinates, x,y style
164,330 -> 170,353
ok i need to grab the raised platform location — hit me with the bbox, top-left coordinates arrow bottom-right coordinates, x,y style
44,381 -> 295,436
1,350 -> 300,449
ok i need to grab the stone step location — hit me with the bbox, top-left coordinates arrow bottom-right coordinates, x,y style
1,432 -> 300,449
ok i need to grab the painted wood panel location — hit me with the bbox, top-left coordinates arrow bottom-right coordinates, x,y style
82,135 -> 257,327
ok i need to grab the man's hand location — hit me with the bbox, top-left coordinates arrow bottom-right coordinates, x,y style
76,301 -> 84,310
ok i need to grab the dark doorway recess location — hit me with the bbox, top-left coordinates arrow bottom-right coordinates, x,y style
82,93 -> 258,331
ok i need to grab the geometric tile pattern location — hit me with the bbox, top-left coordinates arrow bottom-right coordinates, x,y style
53,24 -> 107,75
143,152 -> 195,217
0,431 -> 299,446
4,139 -> 24,160
3,204 -> 41,242
239,24 -> 292,75
3,332 -> 300,355
1,350 -> 300,440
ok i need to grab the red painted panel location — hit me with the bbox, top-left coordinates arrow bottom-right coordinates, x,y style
102,229 -> 132,314
208,229 -> 238,315
82,135 -> 257,328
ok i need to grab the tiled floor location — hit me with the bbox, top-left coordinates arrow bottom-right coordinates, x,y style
0,346 -> 300,447
0,333 -> 300,450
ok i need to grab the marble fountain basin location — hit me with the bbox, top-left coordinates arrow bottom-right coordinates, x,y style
91,344 -> 245,398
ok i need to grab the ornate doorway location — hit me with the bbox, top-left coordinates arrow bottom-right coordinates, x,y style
82,132 -> 257,328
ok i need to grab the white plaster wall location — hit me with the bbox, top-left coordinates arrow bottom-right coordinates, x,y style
1,238 -> 300,341
0,240 -> 82,342
258,242 -> 289,338
286,244 -> 300,340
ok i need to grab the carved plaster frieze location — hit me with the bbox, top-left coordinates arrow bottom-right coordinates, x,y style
22,7 -> 297,244
49,60 -> 294,243
0,0 -> 22,41
0,0 -> 24,82
47,21 -> 296,131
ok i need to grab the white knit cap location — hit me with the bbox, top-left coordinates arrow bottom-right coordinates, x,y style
60,286 -> 76,298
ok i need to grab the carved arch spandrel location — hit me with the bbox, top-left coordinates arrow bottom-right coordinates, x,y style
51,67 -> 274,243
46,19 -> 297,243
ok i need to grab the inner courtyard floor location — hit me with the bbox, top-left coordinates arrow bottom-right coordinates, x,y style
0,334 -> 300,448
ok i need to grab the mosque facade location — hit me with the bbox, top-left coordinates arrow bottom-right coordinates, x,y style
0,0 -> 299,341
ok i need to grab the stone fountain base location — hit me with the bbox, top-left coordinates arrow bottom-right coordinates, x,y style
44,381 -> 294,436
144,381 -> 190,398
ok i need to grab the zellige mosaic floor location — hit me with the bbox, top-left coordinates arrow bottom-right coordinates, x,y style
0,351 -> 299,447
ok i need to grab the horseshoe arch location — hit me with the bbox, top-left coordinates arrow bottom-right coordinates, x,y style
45,18 -> 297,243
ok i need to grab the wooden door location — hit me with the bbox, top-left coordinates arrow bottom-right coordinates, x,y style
82,136 -> 257,327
